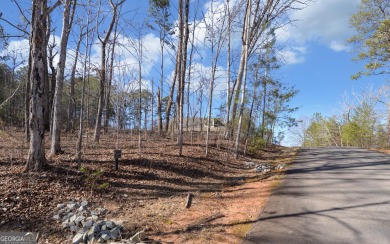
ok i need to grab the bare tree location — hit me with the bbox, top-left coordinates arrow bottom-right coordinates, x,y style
177,0 -> 190,156
205,0 -> 227,157
104,8 -> 121,133
66,21 -> 86,132
25,0 -> 61,172
77,1 -> 95,166
50,0 -> 77,156
94,0 -> 125,143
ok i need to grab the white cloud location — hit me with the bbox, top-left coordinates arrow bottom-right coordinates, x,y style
329,40 -> 348,52
0,39 -> 29,67
287,0 -> 360,50
278,46 -> 307,65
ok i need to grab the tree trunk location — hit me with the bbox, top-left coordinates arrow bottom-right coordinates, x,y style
67,25 -> 84,132
244,89 -> 256,155
94,0 -> 124,143
158,34 -> 164,135
50,0 -> 76,156
178,0 -> 190,156
234,0 -> 251,159
157,88 -> 162,135
104,15 -> 119,134
94,41 -> 106,142
25,0 -> 49,172
43,13 -> 50,131
77,5 -> 92,167
165,47 -> 179,133
138,37 -> 142,154
225,0 -> 231,139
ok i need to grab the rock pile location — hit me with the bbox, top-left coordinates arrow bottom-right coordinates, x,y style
245,162 -> 286,173
53,201 -> 147,244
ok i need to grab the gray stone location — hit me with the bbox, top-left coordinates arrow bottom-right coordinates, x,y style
89,224 -> 101,233
70,214 -> 77,223
58,208 -> 66,215
83,219 -> 94,229
245,162 -> 256,167
101,233 -> 110,240
130,231 -> 147,243
80,200 -> 88,207
101,225 -> 107,231
109,227 -> 120,240
78,226 -> 88,234
62,220 -> 71,229
53,215 -> 60,221
96,220 -> 106,226
62,212 -> 73,222
82,233 -> 88,243
57,203 -> 65,209
67,203 -> 77,211
91,215 -> 99,221
276,164 -> 285,170
106,221 -> 116,229
72,233 -> 84,244
100,230 -> 110,235
91,211 -> 98,216
97,237 -> 106,243
75,216 -> 85,226
70,225 -> 79,233
77,206 -> 88,213
96,207 -> 107,215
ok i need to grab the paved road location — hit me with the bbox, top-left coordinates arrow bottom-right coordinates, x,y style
244,147 -> 390,244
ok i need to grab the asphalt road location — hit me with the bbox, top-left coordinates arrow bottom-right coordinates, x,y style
244,147 -> 390,244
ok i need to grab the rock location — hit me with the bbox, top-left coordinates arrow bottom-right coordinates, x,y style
96,207 -> 107,215
58,208 -> 66,215
106,221 -> 116,229
100,233 -> 110,241
130,231 -> 147,243
62,221 -> 71,229
77,206 -> 88,213
70,225 -> 79,233
67,203 -> 77,211
109,227 -> 120,240
91,215 -> 99,221
100,230 -> 110,235
53,215 -> 60,221
75,216 -> 85,226
91,211 -> 98,216
62,213 -> 70,222
101,225 -> 107,231
245,161 -> 256,167
89,224 -> 101,233
70,214 -> 77,223
72,233 -> 84,244
79,226 -> 88,234
57,203 -> 65,209
82,233 -> 88,243
80,200 -> 88,207
83,219 -> 94,229
86,228 -> 96,241
276,164 -> 285,170
96,220 -> 106,226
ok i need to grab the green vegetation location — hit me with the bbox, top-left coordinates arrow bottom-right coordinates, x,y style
348,0 -> 389,79
80,166 -> 110,194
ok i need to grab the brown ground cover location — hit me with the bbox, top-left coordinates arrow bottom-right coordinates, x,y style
0,127 -> 297,243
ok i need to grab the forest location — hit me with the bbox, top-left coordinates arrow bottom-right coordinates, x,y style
0,0 -> 302,172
